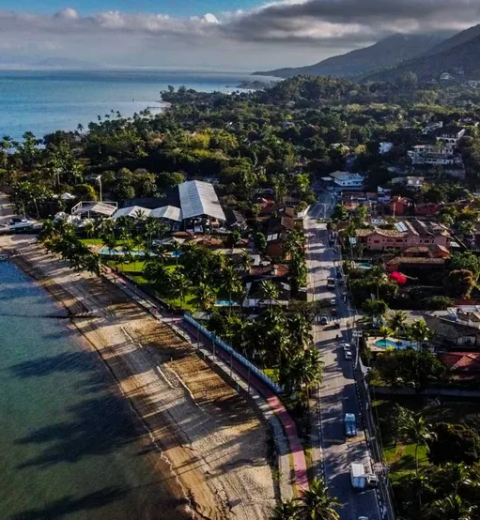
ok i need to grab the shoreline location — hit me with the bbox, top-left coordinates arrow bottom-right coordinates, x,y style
0,234 -> 276,520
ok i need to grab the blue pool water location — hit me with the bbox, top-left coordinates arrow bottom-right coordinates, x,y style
375,339 -> 414,349
98,248 -> 146,257
357,262 -> 373,270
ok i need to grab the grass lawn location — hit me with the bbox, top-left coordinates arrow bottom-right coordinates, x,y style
373,396 -> 480,473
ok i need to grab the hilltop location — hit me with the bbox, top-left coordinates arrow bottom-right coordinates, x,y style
253,33 -> 451,79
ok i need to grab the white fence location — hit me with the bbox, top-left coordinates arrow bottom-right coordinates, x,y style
183,313 -> 282,394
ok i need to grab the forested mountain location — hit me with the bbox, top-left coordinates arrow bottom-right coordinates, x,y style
253,33 -> 451,79
364,25 -> 480,82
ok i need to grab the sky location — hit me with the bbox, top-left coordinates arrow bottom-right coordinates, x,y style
1,0 -> 479,71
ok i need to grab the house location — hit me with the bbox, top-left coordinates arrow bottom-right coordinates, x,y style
424,315 -> 480,349
71,201 -> 118,218
435,126 -> 466,146
389,196 -> 411,216
408,144 -> 464,166
354,219 -> 450,252
385,256 -> 446,273
468,81 -> 480,88
379,142 -> 394,154
423,121 -> 444,135
329,171 -> 364,189
438,352 -> 480,381
225,209 -> 247,230
403,244 -> 450,258
413,202 -> 441,217
391,176 -> 425,190
440,72 -> 455,81
112,205 -> 151,220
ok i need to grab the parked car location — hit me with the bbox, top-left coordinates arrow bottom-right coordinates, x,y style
343,343 -> 351,352
319,316 -> 328,325
344,350 -> 353,360
333,322 -> 340,329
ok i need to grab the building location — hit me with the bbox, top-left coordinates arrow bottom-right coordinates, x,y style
329,171 -> 364,189
379,142 -> 394,154
386,256 -> 446,273
435,126 -> 466,146
408,144 -> 463,166
424,315 -> 480,349
114,180 -> 226,231
71,201 -> 118,218
440,72 -> 455,81
391,176 -> 425,190
354,219 -> 450,252
423,121 -> 444,135
438,352 -> 480,381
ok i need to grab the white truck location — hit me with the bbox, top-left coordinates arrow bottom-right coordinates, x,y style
350,463 -> 378,490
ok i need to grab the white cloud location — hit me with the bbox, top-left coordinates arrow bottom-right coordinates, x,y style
0,1 -> 479,70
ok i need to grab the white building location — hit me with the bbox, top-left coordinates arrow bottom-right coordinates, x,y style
329,171 -> 364,189
379,142 -> 393,154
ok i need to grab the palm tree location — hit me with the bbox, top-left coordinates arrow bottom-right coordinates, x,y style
271,499 -> 301,520
388,310 -> 407,336
260,280 -> 280,305
379,326 -> 393,344
239,251 -> 254,274
429,493 -> 477,520
169,270 -> 190,306
193,282 -> 216,312
80,219 -> 93,238
120,242 -> 134,272
222,262 -> 242,315
287,313 -> 313,351
298,478 -> 341,520
407,319 -> 434,349
399,412 -> 436,473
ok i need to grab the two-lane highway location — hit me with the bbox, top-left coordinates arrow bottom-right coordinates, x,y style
306,193 -> 382,520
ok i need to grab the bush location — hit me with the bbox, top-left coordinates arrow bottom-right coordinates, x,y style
421,295 -> 452,310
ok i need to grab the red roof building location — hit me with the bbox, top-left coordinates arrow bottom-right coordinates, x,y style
438,352 -> 480,380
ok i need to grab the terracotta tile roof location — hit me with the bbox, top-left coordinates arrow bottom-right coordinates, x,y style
249,264 -> 290,277
387,257 -> 446,265
438,352 -> 480,373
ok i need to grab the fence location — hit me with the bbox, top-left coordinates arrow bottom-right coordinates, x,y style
183,313 -> 282,394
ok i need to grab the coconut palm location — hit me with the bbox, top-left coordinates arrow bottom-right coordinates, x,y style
379,326 -> 393,344
222,262 -> 242,315
407,319 -> 434,349
298,478 -> 341,520
429,493 -> 477,520
287,313 -> 313,351
239,251 -> 254,274
83,220 -> 95,239
271,499 -> 301,520
399,412 -> 436,473
260,280 -> 280,305
169,269 -> 190,306
388,310 -> 408,335
193,282 -> 216,312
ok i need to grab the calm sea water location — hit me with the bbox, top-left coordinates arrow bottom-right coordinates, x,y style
0,262 -> 184,519
0,69 -> 267,141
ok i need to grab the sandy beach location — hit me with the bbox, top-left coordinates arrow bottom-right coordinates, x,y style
0,230 -> 276,520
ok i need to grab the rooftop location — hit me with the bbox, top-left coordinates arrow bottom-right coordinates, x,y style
179,180 -> 226,222
112,205 -> 151,220
150,205 -> 183,222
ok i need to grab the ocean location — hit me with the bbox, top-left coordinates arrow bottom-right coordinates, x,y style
0,69 -> 269,141
0,262 -> 184,519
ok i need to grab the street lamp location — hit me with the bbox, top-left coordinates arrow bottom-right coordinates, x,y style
95,175 -> 103,202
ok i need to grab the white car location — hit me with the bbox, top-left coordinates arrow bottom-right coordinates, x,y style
344,350 -> 353,360
342,343 -> 351,352
330,298 -> 336,305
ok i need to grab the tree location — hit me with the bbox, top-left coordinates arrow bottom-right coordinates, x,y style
429,423 -> 480,466
193,282 -> 216,312
388,311 -> 407,335
287,313 -> 313,351
379,326 -> 393,343
239,251 -> 254,274
363,299 -> 388,323
429,493 -> 477,520
260,280 -> 280,305
450,252 -> 480,279
222,262 -> 243,314
298,478 -> 341,520
169,269 -> 190,305
399,411 -> 436,473
227,229 -> 242,248
254,231 -> 267,255
443,270 -> 475,299
271,499 -> 301,520
407,320 -> 434,349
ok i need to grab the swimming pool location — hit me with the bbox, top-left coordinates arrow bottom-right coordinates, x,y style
375,338 -> 414,349
98,247 -> 146,257
356,262 -> 373,270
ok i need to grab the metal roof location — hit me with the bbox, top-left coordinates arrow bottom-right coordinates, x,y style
112,206 -> 151,219
178,180 -> 226,221
72,202 -> 118,217
150,205 -> 183,222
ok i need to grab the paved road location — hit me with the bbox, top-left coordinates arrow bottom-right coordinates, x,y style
306,192 -> 382,520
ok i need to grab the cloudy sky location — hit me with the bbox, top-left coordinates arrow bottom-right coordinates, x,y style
1,0 -> 479,70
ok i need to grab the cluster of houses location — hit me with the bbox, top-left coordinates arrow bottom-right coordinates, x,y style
57,179 -> 308,310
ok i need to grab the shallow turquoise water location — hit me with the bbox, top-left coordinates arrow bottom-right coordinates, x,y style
0,262 -> 182,519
